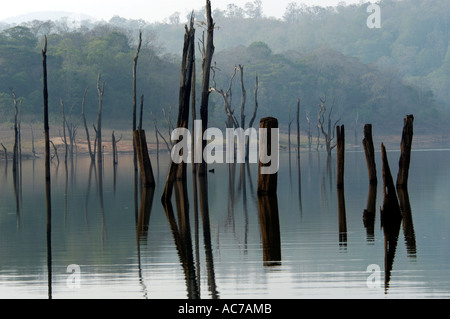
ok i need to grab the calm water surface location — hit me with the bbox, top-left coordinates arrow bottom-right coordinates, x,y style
0,148 -> 450,299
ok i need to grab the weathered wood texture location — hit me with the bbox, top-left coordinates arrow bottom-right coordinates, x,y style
257,117 -> 278,195
336,124 -> 345,189
198,0 -> 215,176
161,17 -> 195,203
381,143 -> 402,224
133,129 -> 155,188
396,114 -> 414,189
362,124 -> 377,185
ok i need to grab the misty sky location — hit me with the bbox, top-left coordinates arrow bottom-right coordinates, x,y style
1,0 -> 366,23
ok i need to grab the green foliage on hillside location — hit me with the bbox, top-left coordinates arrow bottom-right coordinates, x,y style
0,0 -> 448,134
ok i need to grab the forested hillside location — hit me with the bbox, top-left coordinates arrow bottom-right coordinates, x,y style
0,0 -> 448,134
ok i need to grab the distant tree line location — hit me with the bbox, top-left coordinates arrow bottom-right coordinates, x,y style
0,0 -> 448,136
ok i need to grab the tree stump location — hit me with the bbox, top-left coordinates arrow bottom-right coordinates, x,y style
133,129 -> 155,188
362,124 -> 377,185
396,114 -> 414,189
381,143 -> 402,225
257,117 -> 278,195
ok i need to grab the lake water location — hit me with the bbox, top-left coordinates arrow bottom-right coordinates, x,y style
1,148 -> 450,299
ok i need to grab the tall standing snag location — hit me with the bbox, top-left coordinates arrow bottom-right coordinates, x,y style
161,15 -> 195,204
133,130 -> 155,188
96,73 -> 105,165
362,124 -> 377,185
133,31 -> 142,172
396,114 -> 414,189
42,35 -> 52,299
198,0 -> 215,176
336,125 -> 345,189
257,117 -> 278,195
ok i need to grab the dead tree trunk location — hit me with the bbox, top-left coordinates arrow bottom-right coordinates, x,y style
396,114 -> 414,189
11,89 -> 19,174
42,36 -> 52,290
112,131 -> 122,165
133,31 -> 142,172
60,99 -> 68,164
96,73 -> 105,166
133,129 -> 155,188
161,15 -> 195,203
381,143 -> 402,225
336,125 -> 345,189
245,75 -> 259,161
318,95 -> 340,156
257,117 -> 278,195
198,0 -> 215,176
238,64 -> 246,129
81,87 -> 95,162
138,94 -> 144,130
362,124 -> 377,185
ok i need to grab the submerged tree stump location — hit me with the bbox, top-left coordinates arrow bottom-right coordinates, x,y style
257,194 -> 281,266
396,114 -> 414,189
133,129 -> 155,188
336,125 -> 345,189
381,143 -> 402,225
362,124 -> 377,185
257,117 -> 278,195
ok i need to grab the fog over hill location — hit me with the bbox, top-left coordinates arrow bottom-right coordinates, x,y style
1,11 -> 97,25
0,0 -> 449,136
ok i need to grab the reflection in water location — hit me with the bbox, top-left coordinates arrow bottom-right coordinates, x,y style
163,180 -> 198,299
198,174 -> 219,299
136,186 -> 155,299
382,205 -> 402,294
363,184 -> 377,242
0,149 -> 442,298
398,188 -> 416,258
257,194 -> 281,266
337,188 -> 347,249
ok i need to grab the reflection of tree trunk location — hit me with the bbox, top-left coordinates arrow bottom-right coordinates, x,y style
136,186 -> 155,242
136,186 -> 153,299
337,188 -> 347,248
363,183 -> 377,241
163,180 -> 199,299
398,188 -> 416,258
383,212 -> 401,294
257,194 -> 281,266
97,162 -> 106,247
198,174 -> 219,299
380,143 -> 402,293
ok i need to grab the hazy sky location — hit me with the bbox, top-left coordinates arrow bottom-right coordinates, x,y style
0,0 -> 366,23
